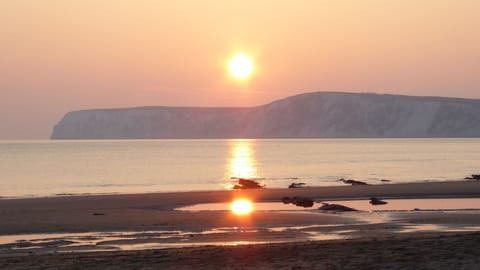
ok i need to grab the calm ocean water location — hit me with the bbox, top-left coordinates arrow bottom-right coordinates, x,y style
0,139 -> 479,198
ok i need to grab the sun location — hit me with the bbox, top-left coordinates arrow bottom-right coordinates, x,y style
229,55 -> 253,79
231,198 -> 254,215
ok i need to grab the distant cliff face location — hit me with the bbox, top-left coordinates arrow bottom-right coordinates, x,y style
51,92 -> 480,139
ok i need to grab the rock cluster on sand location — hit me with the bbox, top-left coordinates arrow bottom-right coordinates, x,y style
338,178 -> 368,186
369,197 -> 388,205
465,174 -> 480,180
232,179 -> 265,189
288,183 -> 306,188
282,197 -> 314,208
318,203 -> 357,212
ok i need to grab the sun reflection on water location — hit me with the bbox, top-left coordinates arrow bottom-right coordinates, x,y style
226,140 -> 258,186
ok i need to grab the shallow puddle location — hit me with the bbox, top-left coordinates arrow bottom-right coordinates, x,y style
177,202 -> 307,211
177,198 -> 480,212
0,227 -> 343,255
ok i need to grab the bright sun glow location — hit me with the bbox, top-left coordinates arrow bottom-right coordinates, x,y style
231,198 -> 254,215
229,55 -> 253,79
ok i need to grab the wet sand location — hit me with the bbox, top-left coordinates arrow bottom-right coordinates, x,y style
1,181 -> 480,268
1,181 -> 479,234
2,232 -> 479,269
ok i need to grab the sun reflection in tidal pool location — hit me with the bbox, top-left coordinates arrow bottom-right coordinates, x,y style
231,199 -> 254,215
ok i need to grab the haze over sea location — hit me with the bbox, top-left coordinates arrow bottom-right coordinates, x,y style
1,138 -> 478,198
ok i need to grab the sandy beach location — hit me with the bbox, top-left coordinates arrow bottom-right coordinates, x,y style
2,232 -> 480,269
1,181 -> 480,269
1,181 -> 479,233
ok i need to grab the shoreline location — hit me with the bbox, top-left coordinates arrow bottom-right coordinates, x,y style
1,179 -> 476,200
1,180 -> 479,203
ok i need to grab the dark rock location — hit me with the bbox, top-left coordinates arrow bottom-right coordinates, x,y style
93,212 -> 105,216
232,178 -> 265,189
380,179 -> 391,182
369,197 -> 388,205
465,174 -> 480,180
338,178 -> 368,186
281,197 -> 292,204
318,203 -> 357,212
291,197 -> 314,208
281,196 -> 314,208
288,183 -> 306,188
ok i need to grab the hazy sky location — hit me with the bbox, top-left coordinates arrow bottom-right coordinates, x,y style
1,0 -> 480,139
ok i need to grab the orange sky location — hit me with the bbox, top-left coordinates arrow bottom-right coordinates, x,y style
1,0 -> 480,138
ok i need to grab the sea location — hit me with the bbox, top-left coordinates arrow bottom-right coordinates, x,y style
0,138 -> 479,198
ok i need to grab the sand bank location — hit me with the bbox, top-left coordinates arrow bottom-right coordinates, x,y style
0,181 -> 479,235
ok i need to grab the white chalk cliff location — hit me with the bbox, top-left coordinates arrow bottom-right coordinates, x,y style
51,92 -> 480,139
